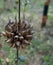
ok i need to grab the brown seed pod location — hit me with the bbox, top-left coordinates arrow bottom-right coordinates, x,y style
3,17 -> 33,49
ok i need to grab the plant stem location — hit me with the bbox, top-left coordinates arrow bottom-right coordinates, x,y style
17,48 -> 18,62
19,0 -> 21,23
18,0 -> 21,31
15,48 -> 19,65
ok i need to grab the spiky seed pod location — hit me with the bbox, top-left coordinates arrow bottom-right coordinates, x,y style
2,17 -> 34,49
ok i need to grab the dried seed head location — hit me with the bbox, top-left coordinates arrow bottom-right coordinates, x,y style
3,17 -> 34,49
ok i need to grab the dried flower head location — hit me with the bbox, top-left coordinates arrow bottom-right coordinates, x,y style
2,17 -> 34,49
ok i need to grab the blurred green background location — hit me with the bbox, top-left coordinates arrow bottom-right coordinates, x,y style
0,0 -> 53,65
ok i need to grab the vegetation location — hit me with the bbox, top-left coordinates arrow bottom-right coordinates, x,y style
0,0 -> 53,65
